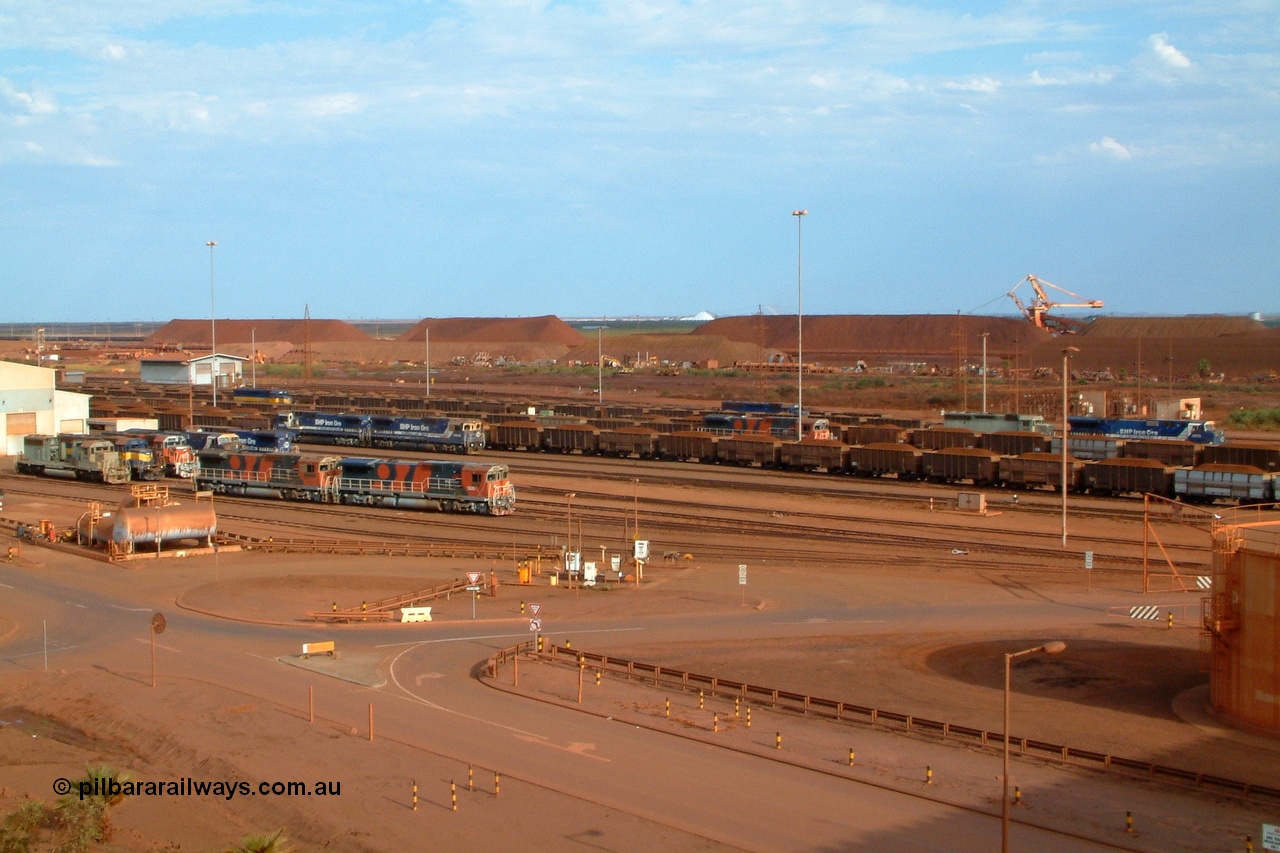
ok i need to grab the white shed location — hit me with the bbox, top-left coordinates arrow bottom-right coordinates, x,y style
140,353 -> 246,387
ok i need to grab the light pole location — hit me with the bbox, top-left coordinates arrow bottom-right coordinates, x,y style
1061,346 -> 1079,546
250,327 -> 256,388
596,325 -> 606,404
1003,641 -> 1066,853
979,332 -> 990,413
206,241 -> 218,407
565,492 -> 576,585
792,209 -> 807,440
424,326 -> 430,400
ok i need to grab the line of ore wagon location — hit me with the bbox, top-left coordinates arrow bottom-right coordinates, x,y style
484,419 -> 1280,506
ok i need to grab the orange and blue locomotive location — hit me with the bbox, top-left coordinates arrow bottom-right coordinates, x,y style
336,457 -> 514,515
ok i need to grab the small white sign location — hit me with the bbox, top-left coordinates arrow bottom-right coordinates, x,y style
583,562 -> 597,587
467,571 -> 482,585
529,618 -> 542,632
1263,823 -> 1280,852
738,564 -> 747,585
1084,551 -> 1094,570
611,555 -> 621,572
529,602 -> 542,616
634,540 -> 649,560
567,552 -> 581,574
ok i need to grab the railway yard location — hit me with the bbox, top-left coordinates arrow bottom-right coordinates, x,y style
2,365 -> 1280,852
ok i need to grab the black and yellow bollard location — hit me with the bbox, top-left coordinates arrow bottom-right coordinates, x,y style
848,748 -> 855,766
926,765 -> 933,785
734,696 -> 740,718
361,600 -> 367,612
1167,612 -> 1174,630
713,713 -> 718,732
412,779 -> 418,812
536,635 -> 544,652
520,601 -> 525,614
746,706 -> 752,728
698,689 -> 704,710
595,669 -> 601,687
1246,835 -> 1253,852
332,601 -> 337,612
468,765 -> 474,792
1014,786 -> 1021,806
775,732 -> 782,750
451,780 -> 457,812
1125,811 -> 1134,834
565,639 -> 571,650
665,697 -> 670,718
494,772 -> 501,798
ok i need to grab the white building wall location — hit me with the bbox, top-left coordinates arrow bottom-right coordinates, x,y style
0,360 -> 57,455
54,389 -> 91,435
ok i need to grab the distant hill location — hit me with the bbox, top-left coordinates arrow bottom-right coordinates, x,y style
399,316 -> 586,346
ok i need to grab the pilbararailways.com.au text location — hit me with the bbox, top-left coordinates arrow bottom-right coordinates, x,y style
53,777 -> 340,801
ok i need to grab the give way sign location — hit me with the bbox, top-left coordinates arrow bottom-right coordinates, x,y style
467,571 -> 482,585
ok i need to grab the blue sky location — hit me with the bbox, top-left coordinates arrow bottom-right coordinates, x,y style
2,1 -> 1277,323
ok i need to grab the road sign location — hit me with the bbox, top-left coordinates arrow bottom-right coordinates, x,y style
1084,551 -> 1094,570
1263,823 -> 1280,852
466,586 -> 482,592
611,555 -> 621,572
467,571 -> 482,585
738,564 -> 747,585
529,603 -> 542,616
529,618 -> 542,632
634,539 -> 649,560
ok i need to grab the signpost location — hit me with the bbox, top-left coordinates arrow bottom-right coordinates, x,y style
466,572 -> 482,620
1084,551 -> 1093,592
529,604 -> 543,648
739,564 -> 747,605
633,540 -> 649,587
150,612 -> 166,688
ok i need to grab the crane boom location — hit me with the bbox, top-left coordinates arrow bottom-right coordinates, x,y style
1007,275 -> 1103,334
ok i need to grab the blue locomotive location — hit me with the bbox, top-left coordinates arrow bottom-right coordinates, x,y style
1067,417 -> 1224,445
273,411 -> 484,454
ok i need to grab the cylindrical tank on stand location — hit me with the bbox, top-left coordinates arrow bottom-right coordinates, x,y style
79,503 -> 217,551
1208,520 -> 1280,736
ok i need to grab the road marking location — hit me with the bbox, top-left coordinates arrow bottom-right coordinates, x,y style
136,638 -> 181,653
65,601 -> 87,609
5,644 -> 77,660
376,626 -> 643,649
0,583 -> 14,589
514,733 -> 610,762
110,605 -> 152,612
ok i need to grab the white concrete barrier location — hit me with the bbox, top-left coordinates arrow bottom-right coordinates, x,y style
400,606 -> 432,623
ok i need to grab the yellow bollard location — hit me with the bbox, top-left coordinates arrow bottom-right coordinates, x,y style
926,765 -> 933,785
520,601 -> 525,614
734,697 -> 740,718
451,780 -> 457,812
775,732 -> 782,750
495,772 -> 501,798
595,669 -> 601,687
1167,612 -> 1174,630
665,698 -> 670,718
698,690 -> 704,710
713,713 -> 718,732
412,779 -> 418,812
848,748 -> 855,766
1246,835 -> 1253,853
746,707 -> 751,728
565,639 -> 571,650
1125,811 -> 1133,833
468,765 -> 473,792
1014,786 -> 1021,806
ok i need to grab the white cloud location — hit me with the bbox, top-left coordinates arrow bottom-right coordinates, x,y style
1,79 -> 58,114
1149,33 -> 1191,69
102,43 -> 126,60
1090,136 -> 1131,159
941,77 -> 1000,94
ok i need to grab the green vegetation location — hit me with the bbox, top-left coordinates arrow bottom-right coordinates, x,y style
0,765 -> 131,853
226,828 -> 296,853
1226,408 -> 1280,430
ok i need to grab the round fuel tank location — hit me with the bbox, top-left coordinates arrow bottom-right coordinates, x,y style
80,503 -> 217,547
